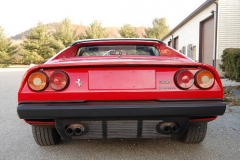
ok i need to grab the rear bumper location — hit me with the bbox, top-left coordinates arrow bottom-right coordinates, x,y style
17,100 -> 226,119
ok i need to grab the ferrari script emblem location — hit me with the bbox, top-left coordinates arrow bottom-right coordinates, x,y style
76,79 -> 82,87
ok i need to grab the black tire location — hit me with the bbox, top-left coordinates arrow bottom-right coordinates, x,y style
32,126 -> 61,146
180,123 -> 207,144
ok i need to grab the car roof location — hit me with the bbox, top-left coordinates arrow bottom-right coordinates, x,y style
71,38 -> 166,46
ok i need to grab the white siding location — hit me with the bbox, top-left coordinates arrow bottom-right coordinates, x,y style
163,4 -> 216,62
214,0 -> 240,76
217,0 -> 240,58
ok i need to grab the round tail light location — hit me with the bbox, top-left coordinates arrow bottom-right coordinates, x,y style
49,71 -> 69,91
195,70 -> 214,89
28,72 -> 48,91
175,70 -> 194,89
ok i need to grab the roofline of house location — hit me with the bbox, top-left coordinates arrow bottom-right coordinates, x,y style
161,0 -> 216,41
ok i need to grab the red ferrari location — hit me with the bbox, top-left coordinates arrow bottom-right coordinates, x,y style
17,39 -> 226,145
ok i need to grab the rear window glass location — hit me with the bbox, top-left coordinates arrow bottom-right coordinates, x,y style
76,45 -> 160,57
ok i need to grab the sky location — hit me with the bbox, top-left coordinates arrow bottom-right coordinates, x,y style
0,0 -> 207,36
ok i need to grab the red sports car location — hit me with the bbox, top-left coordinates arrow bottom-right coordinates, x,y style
17,38 -> 226,145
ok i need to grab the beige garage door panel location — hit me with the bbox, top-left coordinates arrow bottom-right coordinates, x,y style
202,17 -> 214,66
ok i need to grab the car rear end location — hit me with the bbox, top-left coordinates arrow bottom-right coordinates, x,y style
17,39 -> 226,145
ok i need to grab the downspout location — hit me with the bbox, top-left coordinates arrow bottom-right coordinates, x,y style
214,1 -> 218,69
172,35 -> 174,48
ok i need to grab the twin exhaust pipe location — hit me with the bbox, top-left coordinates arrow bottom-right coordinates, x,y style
160,122 -> 179,134
65,124 -> 85,136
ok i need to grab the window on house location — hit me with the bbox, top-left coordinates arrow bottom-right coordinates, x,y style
173,36 -> 179,50
182,46 -> 186,55
187,44 -> 192,59
192,45 -> 196,61
168,40 -> 171,47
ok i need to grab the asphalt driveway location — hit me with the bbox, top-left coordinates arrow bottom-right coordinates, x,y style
0,70 -> 239,160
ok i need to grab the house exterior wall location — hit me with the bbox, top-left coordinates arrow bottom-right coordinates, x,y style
162,0 -> 240,76
216,0 -> 240,74
162,4 -> 216,62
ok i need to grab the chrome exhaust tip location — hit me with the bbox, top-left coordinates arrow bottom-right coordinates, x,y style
74,127 -> 84,136
171,125 -> 180,133
65,127 -> 74,136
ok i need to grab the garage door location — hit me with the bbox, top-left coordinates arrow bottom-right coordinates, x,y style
200,16 -> 214,66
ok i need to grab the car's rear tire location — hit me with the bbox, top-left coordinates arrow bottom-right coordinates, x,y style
180,123 -> 207,144
32,126 -> 61,146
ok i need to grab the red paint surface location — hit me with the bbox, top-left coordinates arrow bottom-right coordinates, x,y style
18,40 -> 223,103
24,119 -> 55,124
189,116 -> 218,122
18,67 -> 223,102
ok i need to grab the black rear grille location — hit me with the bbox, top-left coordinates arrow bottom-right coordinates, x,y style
107,120 -> 138,138
71,120 -> 168,139
56,117 -> 188,140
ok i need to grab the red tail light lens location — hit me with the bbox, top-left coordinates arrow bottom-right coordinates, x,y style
28,72 -> 48,91
175,70 -> 194,89
49,71 -> 69,91
195,70 -> 214,89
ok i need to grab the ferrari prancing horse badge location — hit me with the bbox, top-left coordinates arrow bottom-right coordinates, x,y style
76,79 -> 82,87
